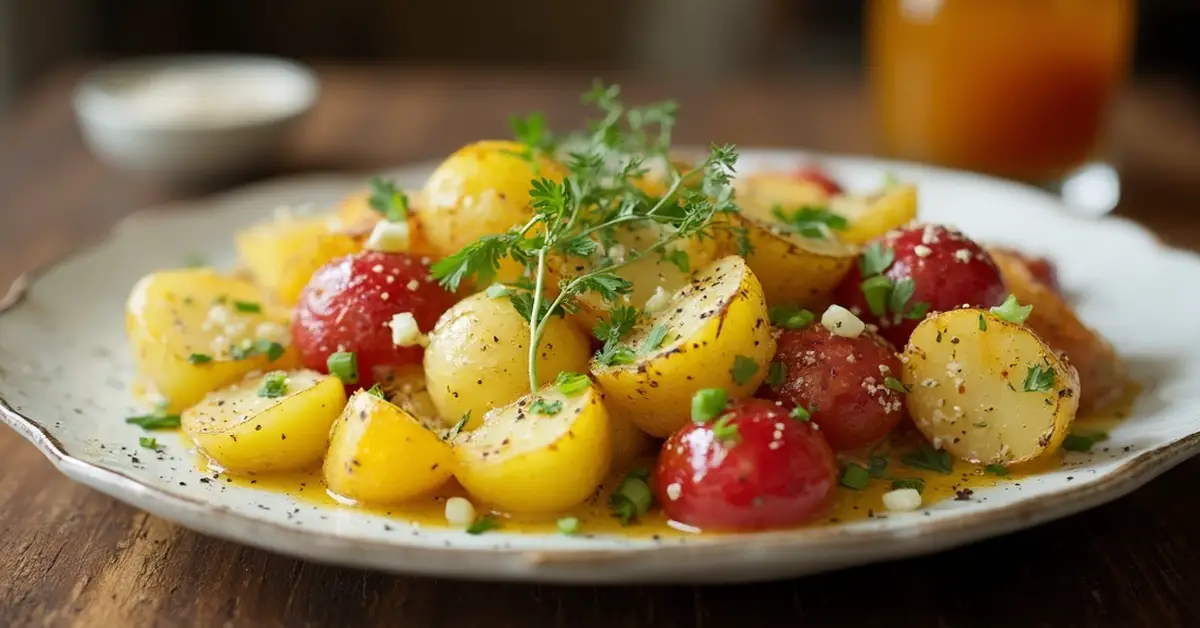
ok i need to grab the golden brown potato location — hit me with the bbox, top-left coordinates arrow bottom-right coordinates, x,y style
902,309 -> 1080,465
828,183 -> 919,244
988,247 -> 1125,412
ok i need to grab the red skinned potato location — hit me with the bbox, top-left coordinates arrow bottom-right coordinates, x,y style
759,324 -> 905,451
656,397 -> 838,531
292,251 -> 457,389
986,246 -> 1062,294
833,223 -> 1006,347
792,165 -> 844,196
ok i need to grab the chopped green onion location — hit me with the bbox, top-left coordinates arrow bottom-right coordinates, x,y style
711,414 -> 741,445
768,304 -> 815,329
187,353 -> 213,365
138,436 -> 158,449
466,514 -> 500,535
991,294 -> 1033,325
557,516 -> 581,535
233,300 -> 262,313
839,463 -> 870,490
258,371 -> 289,398
691,388 -> 728,423
125,413 -> 181,430
327,351 -> 358,385
860,275 -> 892,318
554,371 -> 591,396
978,314 -> 988,331
609,471 -> 653,525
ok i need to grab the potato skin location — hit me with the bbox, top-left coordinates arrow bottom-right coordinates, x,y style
126,269 -> 299,412
901,309 -> 1080,465
592,256 -> 776,438
731,214 -> 856,308
182,370 -> 345,473
453,386 -> 611,513
419,140 -> 567,284
324,391 -> 455,504
759,325 -> 905,451
423,290 -> 592,426
989,247 -> 1124,412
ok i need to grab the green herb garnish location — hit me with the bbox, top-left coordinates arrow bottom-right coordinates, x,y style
790,405 -> 811,422
891,478 -> 926,493
1063,429 -> 1108,453
770,205 -> 848,239
368,177 -> 409,222
125,412 -> 181,430
768,303 -> 815,329
900,444 -> 953,474
557,516 -> 581,535
711,414 -> 741,445
466,514 -> 500,535
839,463 -> 870,490
979,313 -> 988,331
991,294 -> 1033,325
327,351 -> 358,385
444,412 -> 470,441
187,353 -> 213,365
258,371 -> 289,398
691,388 -> 728,423
366,383 -> 387,399
640,323 -> 669,354
554,371 -> 591,396
884,376 -> 909,394
860,275 -> 892,318
1023,364 -> 1057,393
859,242 -> 895,277
730,355 -> 758,385
530,398 -> 564,415
138,436 -> 158,449
609,469 -> 654,525
984,464 -> 1009,476
661,249 -> 690,273
765,361 -> 787,390
233,300 -> 262,314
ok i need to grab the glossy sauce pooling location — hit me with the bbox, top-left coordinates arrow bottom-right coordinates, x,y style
197,383 -> 1138,537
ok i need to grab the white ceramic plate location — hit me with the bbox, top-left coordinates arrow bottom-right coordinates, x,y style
3,151 -> 1199,584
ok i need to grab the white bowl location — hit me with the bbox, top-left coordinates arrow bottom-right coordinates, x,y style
73,55 -> 318,185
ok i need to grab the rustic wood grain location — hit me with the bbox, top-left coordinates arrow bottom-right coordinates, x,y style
1,64 -> 1199,627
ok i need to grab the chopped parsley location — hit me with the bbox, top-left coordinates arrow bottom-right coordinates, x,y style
530,398 -> 564,415
979,313 -> 988,331
790,405 -> 811,422
711,414 -> 741,445
640,323 -> 669,354
770,205 -> 848,239
231,338 -> 286,362
984,464 -> 1009,476
556,516 -> 581,535
883,376 -> 909,394
768,303 -> 815,329
1063,429 -> 1108,453
125,411 -> 181,430
138,436 -> 158,450
257,371 -> 289,398
592,306 -> 639,367
991,294 -> 1033,325
765,361 -> 787,390
860,275 -> 892,318
554,371 -> 591,396
444,412 -> 470,441
368,177 -> 409,222
366,383 -> 387,399
1023,364 -> 1057,393
900,444 -> 953,474
859,242 -> 896,277
730,355 -> 758,385
891,477 -> 926,493
661,249 -> 690,273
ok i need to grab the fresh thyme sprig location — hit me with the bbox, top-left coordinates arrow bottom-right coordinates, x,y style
431,81 -> 741,394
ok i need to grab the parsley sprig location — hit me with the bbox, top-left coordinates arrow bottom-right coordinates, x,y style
430,82 -> 741,395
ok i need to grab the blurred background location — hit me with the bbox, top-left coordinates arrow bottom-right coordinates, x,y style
2,0 -> 1198,115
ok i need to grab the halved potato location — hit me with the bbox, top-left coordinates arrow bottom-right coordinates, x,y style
828,183 -> 918,244
591,256 -> 776,437
419,140 -> 567,285
735,171 -> 832,212
732,214 -> 857,307
182,369 -> 345,473
376,363 -> 443,428
423,290 -> 592,427
452,383 -> 611,513
235,212 -> 361,306
126,269 -> 300,412
547,221 -> 721,331
324,390 -> 455,504
901,309 -> 1080,465
988,247 -> 1125,412
334,189 -> 438,258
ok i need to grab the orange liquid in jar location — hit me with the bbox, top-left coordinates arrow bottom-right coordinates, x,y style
867,0 -> 1135,182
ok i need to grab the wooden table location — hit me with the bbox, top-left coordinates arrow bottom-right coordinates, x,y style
2,65 -> 1200,627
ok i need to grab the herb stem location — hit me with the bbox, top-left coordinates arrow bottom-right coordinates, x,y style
527,250 -> 550,393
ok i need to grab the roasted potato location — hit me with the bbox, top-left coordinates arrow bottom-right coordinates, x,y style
376,363 -> 443,428
182,369 -> 345,473
736,171 -> 833,213
419,140 -> 567,284
901,309 -> 1080,465
988,247 -> 1125,412
591,256 -> 776,437
334,189 -> 438,257
324,390 -> 455,504
126,269 -> 300,412
547,221 -> 721,331
235,213 -> 361,306
452,383 -> 611,513
828,183 -> 919,244
423,290 -> 592,427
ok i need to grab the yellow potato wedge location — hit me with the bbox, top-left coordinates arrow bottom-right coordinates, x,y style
828,183 -> 919,244
419,140 -> 567,285
547,221 -> 721,332
452,384 -> 611,513
988,248 -> 1126,412
182,369 -> 345,473
732,214 -> 857,307
334,189 -> 439,258
735,171 -> 832,212
375,363 -> 443,428
126,269 -> 299,412
591,256 -> 776,437
324,390 -> 455,504
235,212 -> 361,306
901,309 -> 1080,465
423,290 -> 592,427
